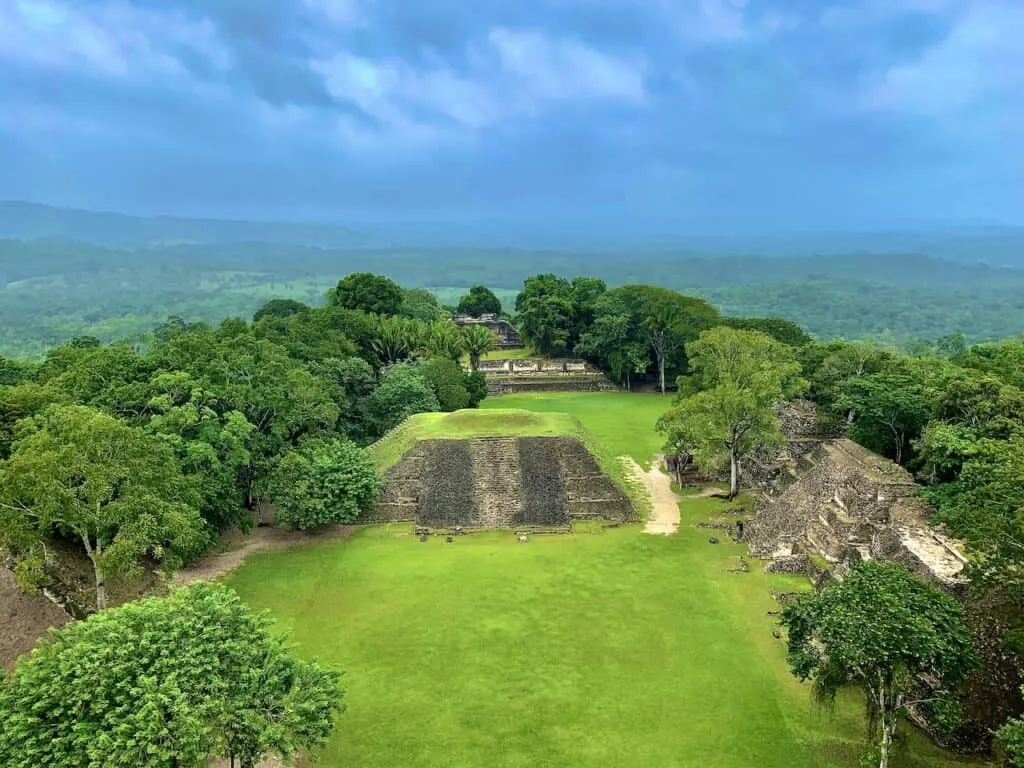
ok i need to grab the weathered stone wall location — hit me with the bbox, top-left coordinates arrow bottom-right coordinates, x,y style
487,375 -> 618,396
369,436 -> 631,529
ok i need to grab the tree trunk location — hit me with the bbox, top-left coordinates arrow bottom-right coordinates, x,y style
729,447 -> 739,499
81,534 -> 107,612
658,354 -> 666,394
879,715 -> 894,768
470,353 -> 480,371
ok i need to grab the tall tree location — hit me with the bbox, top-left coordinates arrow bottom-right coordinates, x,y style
514,274 -> 574,356
461,324 -> 498,371
328,272 -> 404,316
657,327 -> 805,497
426,320 -> 468,362
0,405 -> 206,609
368,363 -> 440,433
838,363 -> 931,465
0,582 -> 343,768
781,561 -> 978,768
457,285 -> 502,317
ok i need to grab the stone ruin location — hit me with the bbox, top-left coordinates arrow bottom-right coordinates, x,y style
474,358 -> 618,396
452,313 -> 522,349
747,437 -> 967,590
366,436 -> 632,532
743,403 -> 1021,746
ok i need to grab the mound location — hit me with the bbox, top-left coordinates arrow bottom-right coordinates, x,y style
367,435 -> 632,531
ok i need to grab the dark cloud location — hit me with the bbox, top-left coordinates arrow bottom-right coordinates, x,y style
0,0 -> 1021,232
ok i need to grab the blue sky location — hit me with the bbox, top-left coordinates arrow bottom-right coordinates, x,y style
0,0 -> 1021,233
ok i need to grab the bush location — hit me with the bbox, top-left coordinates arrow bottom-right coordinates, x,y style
270,439 -> 382,529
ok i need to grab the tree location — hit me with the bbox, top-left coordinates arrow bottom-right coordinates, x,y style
371,315 -> 426,364
514,274 -> 574,356
461,324 -> 497,370
457,285 -> 502,317
426,320 -> 468,362
0,405 -> 206,610
420,358 -> 475,411
400,287 -> 446,322
368,363 -> 440,433
252,298 -> 310,323
780,561 -> 978,768
838,364 -> 931,465
270,439 -> 381,530
0,582 -> 343,768
328,272 -> 403,316
721,316 -> 812,347
657,327 -> 804,498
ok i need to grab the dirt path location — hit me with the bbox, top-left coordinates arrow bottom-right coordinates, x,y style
623,455 -> 681,535
174,524 -> 360,585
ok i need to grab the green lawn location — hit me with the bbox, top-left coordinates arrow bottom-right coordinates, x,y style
226,502 -> 981,768
482,391 -> 672,466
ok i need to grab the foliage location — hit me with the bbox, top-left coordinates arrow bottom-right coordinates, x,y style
457,284 -> 502,316
514,274 -> 576,356
328,272 -> 404,316
400,287 -> 446,322
461,324 -> 498,370
658,327 -> 805,497
780,561 -> 978,768
0,582 -> 343,768
838,362 -> 932,465
0,404 -> 206,609
420,358 -> 473,412
426,319 -> 467,361
270,438 -> 382,530
721,316 -> 812,347
368,363 -> 440,433
252,298 -> 310,323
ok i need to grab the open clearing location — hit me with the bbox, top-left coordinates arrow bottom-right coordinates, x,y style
225,393 -> 983,768
226,501 -> 978,768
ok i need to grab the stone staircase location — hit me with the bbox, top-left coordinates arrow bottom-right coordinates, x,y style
469,437 -> 523,528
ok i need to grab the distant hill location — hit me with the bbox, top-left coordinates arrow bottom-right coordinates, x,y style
0,201 -> 380,249
1,201 -> 1023,267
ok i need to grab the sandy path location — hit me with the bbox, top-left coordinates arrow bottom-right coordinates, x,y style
623,455 -> 681,535
174,524 -> 360,585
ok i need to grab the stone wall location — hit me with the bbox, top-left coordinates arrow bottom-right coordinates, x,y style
370,436 -> 631,529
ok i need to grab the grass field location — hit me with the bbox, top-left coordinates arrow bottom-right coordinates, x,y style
226,498 -> 981,768
225,392 -> 984,768
482,391 -> 672,466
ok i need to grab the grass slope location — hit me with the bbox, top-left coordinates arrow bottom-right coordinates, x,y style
225,500 -> 981,768
371,408 -> 645,518
481,392 -> 672,467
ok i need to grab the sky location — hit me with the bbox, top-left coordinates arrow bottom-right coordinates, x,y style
0,0 -> 1021,235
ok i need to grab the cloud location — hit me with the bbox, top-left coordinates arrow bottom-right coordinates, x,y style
0,0 -> 1021,228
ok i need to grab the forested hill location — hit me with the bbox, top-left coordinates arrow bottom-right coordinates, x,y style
3,236 -> 1024,358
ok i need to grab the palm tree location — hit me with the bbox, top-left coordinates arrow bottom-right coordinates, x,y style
427,320 -> 468,362
461,324 -> 498,370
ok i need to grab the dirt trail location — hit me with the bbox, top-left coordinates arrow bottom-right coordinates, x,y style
174,524 -> 359,586
623,455 -> 681,535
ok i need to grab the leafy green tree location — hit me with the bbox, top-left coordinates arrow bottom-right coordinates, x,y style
514,274 -> 575,356
421,358 -> 472,411
0,405 -> 206,609
253,307 -> 358,363
427,319 -> 468,361
368,363 -> 440,433
308,356 -> 378,441
838,364 -> 931,464
457,285 -> 502,316
370,314 -> 428,364
252,298 -> 310,323
575,293 -> 649,388
270,439 -> 381,530
328,272 -> 403,316
721,316 -> 812,347
400,287 -> 446,322
781,561 -> 978,768
461,324 -> 497,370
953,337 -> 1024,389
144,371 -> 257,531
658,327 -> 804,497
0,582 -> 343,768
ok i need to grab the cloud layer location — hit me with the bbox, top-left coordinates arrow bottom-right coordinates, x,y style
1,0 -> 1020,233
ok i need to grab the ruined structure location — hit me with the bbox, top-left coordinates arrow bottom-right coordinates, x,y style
368,436 -> 632,531
744,404 -> 1021,744
452,313 -> 522,349
475,358 -> 618,395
